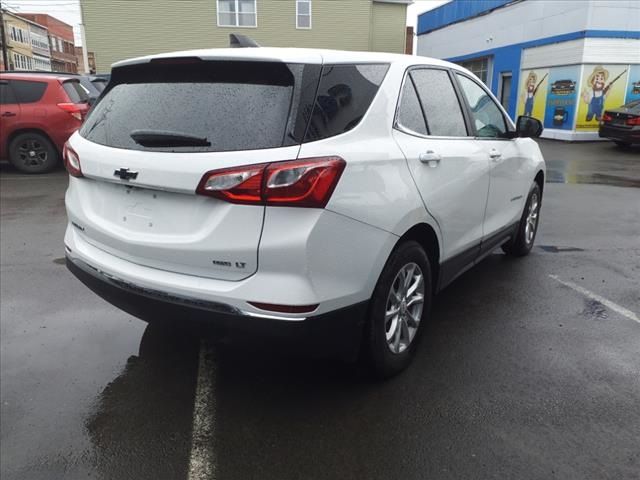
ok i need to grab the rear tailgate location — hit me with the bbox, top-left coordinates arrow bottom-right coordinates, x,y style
66,58 -> 321,281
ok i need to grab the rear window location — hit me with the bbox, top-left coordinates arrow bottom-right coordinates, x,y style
81,61 -> 317,152
623,99 -> 640,112
80,60 -> 388,152
9,80 -> 47,103
91,79 -> 107,92
63,81 -> 90,103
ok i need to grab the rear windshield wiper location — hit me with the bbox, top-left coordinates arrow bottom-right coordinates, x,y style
130,130 -> 211,147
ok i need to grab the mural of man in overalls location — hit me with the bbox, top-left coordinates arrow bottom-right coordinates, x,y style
582,65 -> 610,122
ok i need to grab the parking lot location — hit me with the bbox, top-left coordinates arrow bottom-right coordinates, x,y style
1,139 -> 639,480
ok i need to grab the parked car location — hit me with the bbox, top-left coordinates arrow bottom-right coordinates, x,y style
64,48 -> 545,377
2,71 -> 106,104
550,79 -> 576,95
76,74 -> 108,100
599,99 -> 640,147
1,72 -> 90,173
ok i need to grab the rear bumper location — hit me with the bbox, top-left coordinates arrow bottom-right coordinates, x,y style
66,254 -> 369,360
50,121 -> 82,152
599,125 -> 640,144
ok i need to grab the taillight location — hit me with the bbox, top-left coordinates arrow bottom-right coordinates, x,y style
196,157 -> 346,208
63,142 -> 83,177
197,164 -> 266,204
626,116 -> 640,126
57,103 -> 87,121
601,113 -> 613,123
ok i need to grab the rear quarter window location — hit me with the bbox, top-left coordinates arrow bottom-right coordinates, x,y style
9,80 -> 47,103
304,64 -> 389,142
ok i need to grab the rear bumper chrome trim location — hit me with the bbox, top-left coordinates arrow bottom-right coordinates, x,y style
66,254 -> 308,321
66,254 -> 243,316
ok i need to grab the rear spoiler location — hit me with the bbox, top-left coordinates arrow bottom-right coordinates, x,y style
229,34 -> 260,48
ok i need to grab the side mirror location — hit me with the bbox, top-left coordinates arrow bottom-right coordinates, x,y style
515,115 -> 543,138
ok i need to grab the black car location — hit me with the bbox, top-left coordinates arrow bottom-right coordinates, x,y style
599,100 -> 640,147
550,79 -> 576,95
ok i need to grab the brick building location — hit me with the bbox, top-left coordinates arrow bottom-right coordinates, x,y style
75,46 -> 96,74
19,13 -> 77,73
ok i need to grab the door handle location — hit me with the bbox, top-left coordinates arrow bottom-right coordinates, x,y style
1,112 -> 17,117
489,149 -> 502,161
419,151 -> 441,166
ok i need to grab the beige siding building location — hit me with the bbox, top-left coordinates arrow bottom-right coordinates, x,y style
81,0 -> 412,72
3,11 -> 35,70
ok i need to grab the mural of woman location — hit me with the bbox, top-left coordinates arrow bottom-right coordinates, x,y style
523,71 -> 537,116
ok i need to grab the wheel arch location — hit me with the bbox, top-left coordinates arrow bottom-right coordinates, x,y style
396,223 -> 440,295
7,128 -> 58,155
534,170 -> 544,197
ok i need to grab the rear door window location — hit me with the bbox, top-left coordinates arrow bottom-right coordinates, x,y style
410,69 -> 468,137
62,81 -> 90,103
81,61 -> 317,152
396,78 -> 428,135
304,64 -> 389,142
8,80 -> 47,103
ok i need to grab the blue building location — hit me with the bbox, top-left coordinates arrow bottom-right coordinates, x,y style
417,0 -> 640,140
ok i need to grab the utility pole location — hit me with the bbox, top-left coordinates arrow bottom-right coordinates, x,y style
0,8 -> 10,71
79,23 -> 89,73
77,0 -> 90,73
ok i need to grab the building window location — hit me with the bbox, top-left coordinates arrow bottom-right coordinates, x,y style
457,57 -> 490,86
217,0 -> 257,27
296,0 -> 312,29
13,53 -> 33,71
9,26 -> 29,45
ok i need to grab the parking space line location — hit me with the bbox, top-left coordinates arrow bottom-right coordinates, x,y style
188,339 -> 217,480
549,274 -> 639,324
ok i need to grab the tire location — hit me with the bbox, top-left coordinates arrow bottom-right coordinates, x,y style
614,141 -> 631,149
364,240 -> 432,379
502,182 -> 541,257
8,132 -> 59,174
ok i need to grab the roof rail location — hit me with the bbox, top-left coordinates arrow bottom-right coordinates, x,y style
229,33 -> 261,48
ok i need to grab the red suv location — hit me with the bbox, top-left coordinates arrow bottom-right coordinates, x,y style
0,73 -> 90,173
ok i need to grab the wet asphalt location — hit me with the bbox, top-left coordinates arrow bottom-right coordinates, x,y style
1,139 -> 639,480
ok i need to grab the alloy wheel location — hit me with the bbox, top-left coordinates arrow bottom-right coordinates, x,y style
17,139 -> 49,168
385,262 -> 425,354
525,192 -> 539,245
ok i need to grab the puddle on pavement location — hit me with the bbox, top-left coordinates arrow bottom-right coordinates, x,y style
582,298 -> 609,320
538,245 -> 585,253
546,172 -> 640,188
52,257 -> 66,265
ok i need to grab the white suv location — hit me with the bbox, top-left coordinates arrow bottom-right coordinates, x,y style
64,48 -> 545,377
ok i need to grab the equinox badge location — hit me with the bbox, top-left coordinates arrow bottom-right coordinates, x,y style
114,168 -> 138,181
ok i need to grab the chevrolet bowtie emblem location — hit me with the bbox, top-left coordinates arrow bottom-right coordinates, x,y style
114,168 -> 138,181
